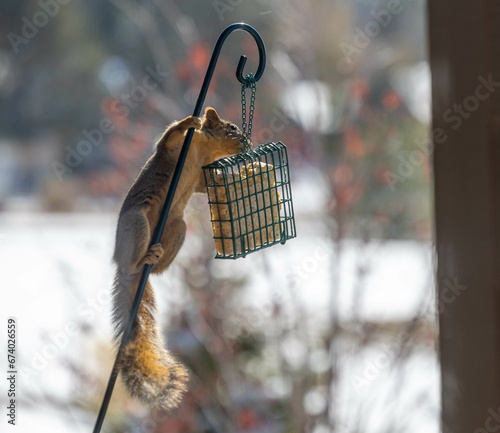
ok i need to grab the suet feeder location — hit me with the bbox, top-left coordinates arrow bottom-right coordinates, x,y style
203,141 -> 296,259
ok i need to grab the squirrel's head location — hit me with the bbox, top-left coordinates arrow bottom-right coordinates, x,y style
199,107 -> 245,161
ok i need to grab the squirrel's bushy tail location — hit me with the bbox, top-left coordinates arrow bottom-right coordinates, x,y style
112,272 -> 188,409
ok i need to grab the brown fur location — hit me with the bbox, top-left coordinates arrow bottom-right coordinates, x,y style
112,107 -> 243,409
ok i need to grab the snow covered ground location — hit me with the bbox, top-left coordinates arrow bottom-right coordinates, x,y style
0,171 -> 438,432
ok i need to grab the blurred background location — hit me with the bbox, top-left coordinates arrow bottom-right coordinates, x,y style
0,1 -> 437,432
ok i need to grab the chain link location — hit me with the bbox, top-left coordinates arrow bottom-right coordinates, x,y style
241,74 -> 257,152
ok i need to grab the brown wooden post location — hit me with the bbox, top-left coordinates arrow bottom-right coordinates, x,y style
428,2 -> 500,432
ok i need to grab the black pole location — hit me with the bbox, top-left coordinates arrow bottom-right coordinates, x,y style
92,23 -> 266,433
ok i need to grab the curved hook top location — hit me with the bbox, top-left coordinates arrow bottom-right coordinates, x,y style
225,23 -> 266,85
192,23 -> 267,116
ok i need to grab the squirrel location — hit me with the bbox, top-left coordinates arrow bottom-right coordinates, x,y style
112,107 -> 244,409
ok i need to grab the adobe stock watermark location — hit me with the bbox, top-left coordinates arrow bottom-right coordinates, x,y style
223,294 -> 278,341
435,277 -> 467,315
213,0 -> 298,22
51,64 -> 169,181
20,289 -> 111,382
353,277 -> 467,393
212,0 -> 277,21
212,0 -> 244,21
351,314 -> 423,393
351,340 -> 404,393
254,108 -> 290,144
385,74 -> 500,191
282,241 -> 333,287
475,407 -> 500,433
7,0 -> 72,54
339,0 -> 410,65
222,240 -> 333,341
135,411 -> 169,433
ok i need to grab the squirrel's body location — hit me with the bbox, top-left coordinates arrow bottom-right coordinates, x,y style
112,108 -> 243,409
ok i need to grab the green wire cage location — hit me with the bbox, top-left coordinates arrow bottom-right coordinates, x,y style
203,141 -> 296,259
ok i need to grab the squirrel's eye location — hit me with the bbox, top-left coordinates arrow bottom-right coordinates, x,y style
230,125 -> 238,131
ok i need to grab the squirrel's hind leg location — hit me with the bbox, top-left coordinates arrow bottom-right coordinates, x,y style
114,209 -> 164,275
152,217 -> 186,274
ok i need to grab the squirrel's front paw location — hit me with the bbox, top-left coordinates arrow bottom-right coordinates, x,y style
179,116 -> 202,131
142,243 -> 164,267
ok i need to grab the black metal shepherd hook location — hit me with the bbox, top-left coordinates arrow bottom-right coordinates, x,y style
92,23 -> 266,433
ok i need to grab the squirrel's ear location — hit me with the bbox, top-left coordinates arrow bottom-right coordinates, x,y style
203,107 -> 221,126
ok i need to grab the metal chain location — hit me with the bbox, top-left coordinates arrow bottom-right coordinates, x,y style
241,74 -> 256,152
